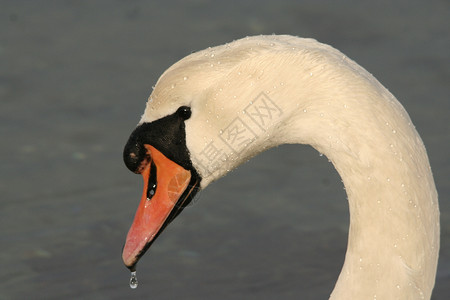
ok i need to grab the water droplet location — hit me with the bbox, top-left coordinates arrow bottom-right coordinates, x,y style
130,271 -> 138,289
396,284 -> 400,289
171,84 -> 175,89
392,130 -> 396,134
210,53 -> 215,58
183,76 -> 188,81
303,109 -> 307,113
319,153 -> 323,157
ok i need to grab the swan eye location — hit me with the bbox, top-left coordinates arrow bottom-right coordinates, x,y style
177,106 -> 192,120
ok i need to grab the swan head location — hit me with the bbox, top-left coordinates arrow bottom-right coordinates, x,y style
120,35 -> 440,299
121,35 -> 343,270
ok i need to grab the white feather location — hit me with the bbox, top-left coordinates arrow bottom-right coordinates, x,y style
141,35 -> 439,299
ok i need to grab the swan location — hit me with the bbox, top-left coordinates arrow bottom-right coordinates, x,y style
121,35 -> 439,299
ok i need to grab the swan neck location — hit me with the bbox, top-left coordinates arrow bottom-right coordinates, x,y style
295,108 -> 440,299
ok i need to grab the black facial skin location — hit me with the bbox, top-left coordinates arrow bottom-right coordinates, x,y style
122,106 -> 200,271
123,106 -> 194,173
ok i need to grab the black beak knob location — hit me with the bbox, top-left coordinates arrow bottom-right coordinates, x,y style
123,128 -> 148,174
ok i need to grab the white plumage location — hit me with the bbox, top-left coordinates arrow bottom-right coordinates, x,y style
140,35 -> 439,299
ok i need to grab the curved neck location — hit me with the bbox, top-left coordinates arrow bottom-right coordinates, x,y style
326,129 -> 439,299
281,82 -> 440,299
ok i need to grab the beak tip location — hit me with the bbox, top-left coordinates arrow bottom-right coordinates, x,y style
126,263 -> 137,272
122,253 -> 137,271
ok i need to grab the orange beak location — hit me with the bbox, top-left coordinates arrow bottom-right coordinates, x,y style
122,145 -> 198,270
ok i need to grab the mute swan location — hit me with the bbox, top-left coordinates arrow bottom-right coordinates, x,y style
122,35 -> 439,299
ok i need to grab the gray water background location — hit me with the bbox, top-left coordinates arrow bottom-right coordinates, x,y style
1,1 -> 449,299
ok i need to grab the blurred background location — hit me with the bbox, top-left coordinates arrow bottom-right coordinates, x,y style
1,0 -> 449,299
